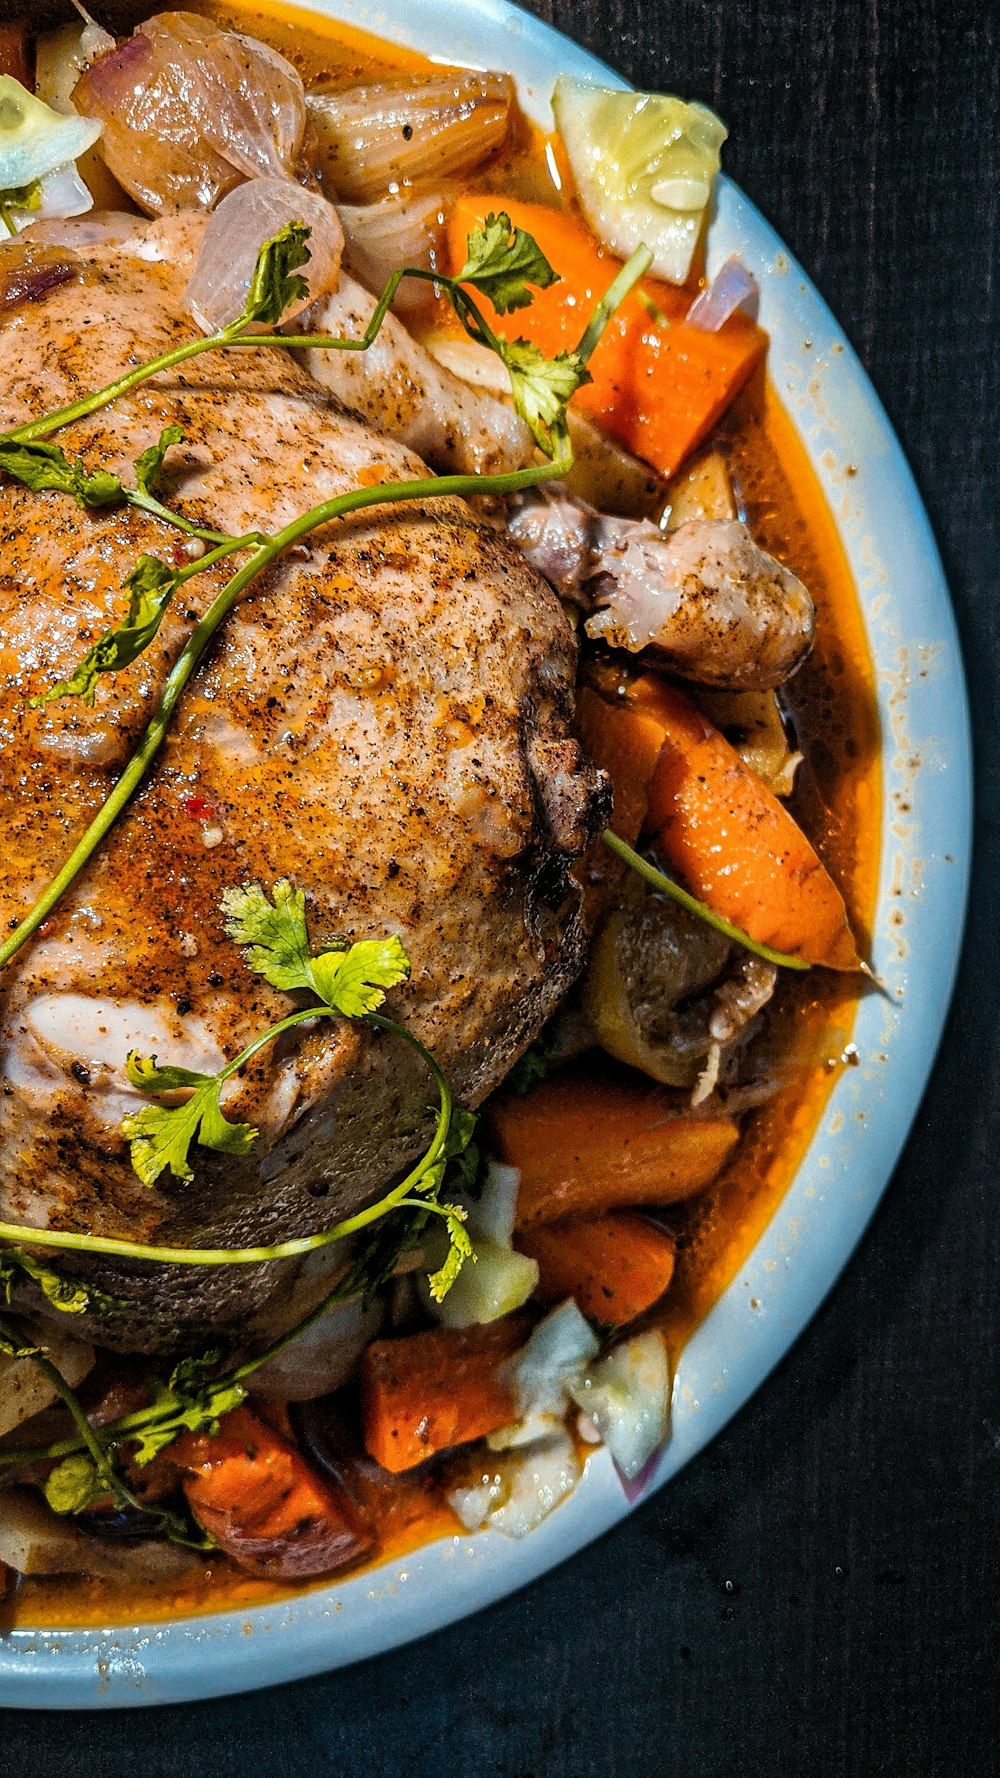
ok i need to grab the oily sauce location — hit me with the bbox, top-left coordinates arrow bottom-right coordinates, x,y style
10,0 -> 880,1629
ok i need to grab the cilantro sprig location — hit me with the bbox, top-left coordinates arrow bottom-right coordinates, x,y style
122,881 -> 413,1187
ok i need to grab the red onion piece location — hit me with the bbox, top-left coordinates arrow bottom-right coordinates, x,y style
686,255 -> 759,332
186,177 -> 344,333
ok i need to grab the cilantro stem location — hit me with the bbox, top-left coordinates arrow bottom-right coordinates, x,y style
575,246 -> 654,364
0,1012 -> 453,1269
602,829 -> 811,971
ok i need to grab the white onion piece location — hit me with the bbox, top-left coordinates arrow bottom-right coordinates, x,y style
338,193 -> 445,314
35,24 -> 117,118
0,76 -> 102,188
686,255 -> 759,332
569,1328 -> 671,1479
186,177 -> 344,333
248,1293 -> 382,1401
15,162 -> 95,230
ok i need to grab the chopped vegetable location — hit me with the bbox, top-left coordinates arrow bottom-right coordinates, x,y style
576,682 -> 672,846
0,75 -> 101,235
448,1423 -> 582,1538
516,1213 -> 677,1326
306,70 -> 515,203
686,255 -> 759,332
173,1405 -> 372,1580
423,1163 -> 539,1330
446,195 -> 765,478
489,1073 -> 740,1227
360,1317 -> 529,1473
500,1298 -> 599,1422
569,1328 -> 671,1479
551,78 -> 727,284
629,675 -> 862,968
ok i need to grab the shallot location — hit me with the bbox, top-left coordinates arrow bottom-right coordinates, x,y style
307,71 -> 514,202
186,177 -> 344,333
73,12 -> 307,215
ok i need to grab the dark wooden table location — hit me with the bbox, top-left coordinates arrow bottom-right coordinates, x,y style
5,1 -> 997,1769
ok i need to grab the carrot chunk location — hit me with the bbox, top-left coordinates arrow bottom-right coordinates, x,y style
517,1212 -> 677,1325
446,195 -> 765,478
489,1074 -> 739,1228
576,684 -> 666,846
360,1318 -> 529,1474
173,1404 -> 372,1580
623,675 -> 861,969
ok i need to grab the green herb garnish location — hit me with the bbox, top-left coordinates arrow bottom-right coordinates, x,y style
603,829 -> 811,971
455,210 -> 560,314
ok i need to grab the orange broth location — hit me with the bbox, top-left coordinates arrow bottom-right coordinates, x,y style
8,0 -> 880,1629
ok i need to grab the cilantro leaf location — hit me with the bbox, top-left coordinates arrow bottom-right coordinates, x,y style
309,936 -> 411,1016
222,880 -> 410,1013
0,1247 -> 120,1317
0,1322 -> 41,1360
134,424 -> 185,500
242,221 -> 312,328
426,1203 -> 474,1303
45,1453 -> 104,1516
220,878 -> 313,993
456,211 -> 559,315
123,1054 -> 257,1187
129,1367 -> 248,1467
32,555 -> 177,708
0,438 -> 123,510
499,339 -> 591,454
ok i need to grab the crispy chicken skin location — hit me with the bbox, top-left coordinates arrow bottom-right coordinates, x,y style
0,218 -> 606,1351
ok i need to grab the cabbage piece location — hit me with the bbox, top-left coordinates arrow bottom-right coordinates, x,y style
421,1162 -> 539,1329
0,76 -> 102,235
0,77 -> 102,188
568,1327 -> 671,1479
448,1423 -> 582,1539
552,77 -> 727,284
504,1298 -> 599,1420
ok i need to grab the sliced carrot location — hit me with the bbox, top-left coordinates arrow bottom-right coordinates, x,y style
619,675 -> 861,970
446,195 -> 765,479
517,1212 -> 677,1325
173,1404 -> 372,1580
576,684 -> 665,846
360,1317 -> 529,1474
489,1073 -> 739,1228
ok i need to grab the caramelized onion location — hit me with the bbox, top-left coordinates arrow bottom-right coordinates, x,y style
307,70 -> 514,202
186,176 -> 343,333
74,11 -> 307,215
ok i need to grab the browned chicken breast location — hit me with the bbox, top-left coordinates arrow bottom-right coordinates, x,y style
0,216 -> 605,1352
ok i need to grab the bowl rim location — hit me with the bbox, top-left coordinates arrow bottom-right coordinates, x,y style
0,0 -> 972,1709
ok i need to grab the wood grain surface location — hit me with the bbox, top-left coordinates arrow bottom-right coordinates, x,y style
2,1 -> 997,1771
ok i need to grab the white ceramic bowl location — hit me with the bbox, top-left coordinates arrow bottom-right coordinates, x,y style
0,0 -> 971,1708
